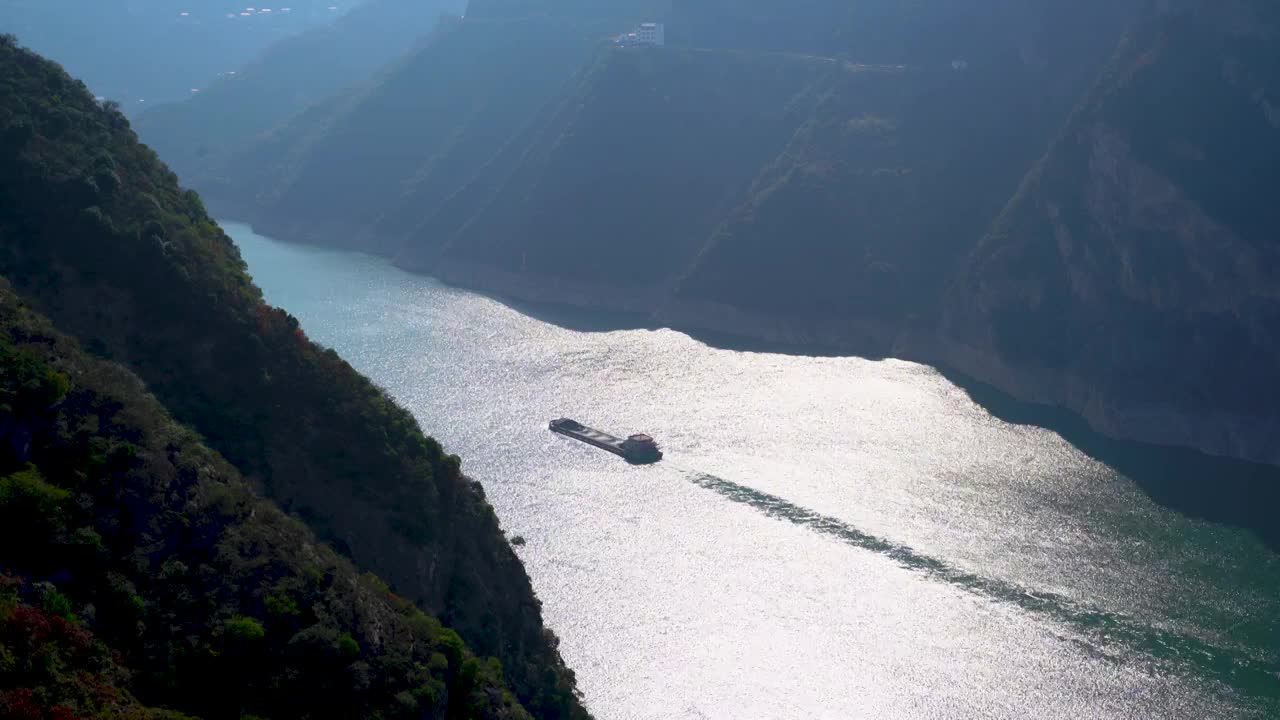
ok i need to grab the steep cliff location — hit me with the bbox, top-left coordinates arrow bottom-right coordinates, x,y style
377,0 -> 1132,322
398,46 -> 835,306
0,279 -> 529,720
658,0 -> 1137,349
0,36 -> 586,719
937,1 -> 1280,464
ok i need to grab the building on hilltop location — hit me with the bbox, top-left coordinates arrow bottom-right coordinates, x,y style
637,22 -> 665,46
615,22 -> 665,47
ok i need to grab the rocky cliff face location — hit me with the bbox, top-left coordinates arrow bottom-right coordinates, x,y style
664,0 -> 1137,349
937,1 -> 1280,464
383,0 -> 1129,331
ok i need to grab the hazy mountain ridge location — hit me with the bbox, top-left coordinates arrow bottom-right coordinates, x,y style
134,0 -> 465,185
0,36 -> 587,719
194,13 -> 626,257
1,0 -> 357,112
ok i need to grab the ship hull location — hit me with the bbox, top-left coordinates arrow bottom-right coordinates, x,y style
550,422 -> 663,464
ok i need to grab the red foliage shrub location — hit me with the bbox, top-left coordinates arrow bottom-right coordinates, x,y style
0,688 -> 44,720
0,689 -> 85,720
2,605 -> 91,654
5,606 -> 53,644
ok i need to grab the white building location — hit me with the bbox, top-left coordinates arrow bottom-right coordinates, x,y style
616,22 -> 665,47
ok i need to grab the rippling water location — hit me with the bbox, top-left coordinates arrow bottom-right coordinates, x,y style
226,222 -> 1280,719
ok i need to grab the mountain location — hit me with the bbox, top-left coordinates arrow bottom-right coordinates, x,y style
199,0 -> 1126,274
194,10 -> 646,254
377,0 -> 1131,334
0,35 -> 587,719
0,278 -> 528,720
174,0 -> 1280,466
135,0 -> 465,183
663,0 -> 1140,348
932,0 -> 1280,465
404,46 -> 837,306
0,0 -> 359,112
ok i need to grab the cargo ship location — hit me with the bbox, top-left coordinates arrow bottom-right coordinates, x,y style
549,418 -> 663,464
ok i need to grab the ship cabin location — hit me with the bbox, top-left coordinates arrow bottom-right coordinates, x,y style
621,433 -> 662,464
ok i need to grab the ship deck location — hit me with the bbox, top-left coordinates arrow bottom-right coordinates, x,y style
549,419 -> 661,464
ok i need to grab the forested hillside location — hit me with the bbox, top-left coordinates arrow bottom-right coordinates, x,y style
135,0 -> 464,183
936,0 -> 1280,464
0,280 -> 527,719
0,35 -> 587,719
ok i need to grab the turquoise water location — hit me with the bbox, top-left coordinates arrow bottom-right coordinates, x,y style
227,222 -> 1280,720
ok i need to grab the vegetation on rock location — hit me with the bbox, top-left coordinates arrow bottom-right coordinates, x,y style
0,34 -> 587,719
0,282 -> 529,719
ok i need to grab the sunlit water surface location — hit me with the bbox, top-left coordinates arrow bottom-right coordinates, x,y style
227,222 -> 1280,720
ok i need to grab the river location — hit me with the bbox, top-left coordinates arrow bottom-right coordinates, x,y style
226,222 -> 1279,720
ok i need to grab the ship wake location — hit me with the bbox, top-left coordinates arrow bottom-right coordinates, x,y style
679,469 -> 1278,704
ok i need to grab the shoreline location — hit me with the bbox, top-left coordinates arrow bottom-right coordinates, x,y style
419,256 -> 1280,469
222,214 -> 1280,470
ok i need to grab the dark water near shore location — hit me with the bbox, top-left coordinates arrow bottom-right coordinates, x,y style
228,222 -> 1280,720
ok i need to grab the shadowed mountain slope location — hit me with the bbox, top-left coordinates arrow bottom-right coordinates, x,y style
935,0 -> 1280,464
0,277 -> 530,720
0,35 -> 587,719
